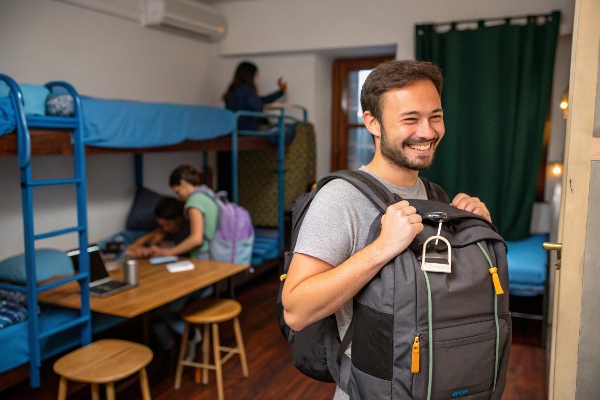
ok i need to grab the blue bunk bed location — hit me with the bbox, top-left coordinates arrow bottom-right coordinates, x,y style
0,74 -> 97,387
0,76 -> 307,386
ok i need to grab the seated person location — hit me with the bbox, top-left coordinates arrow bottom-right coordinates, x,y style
145,165 -> 219,260
144,165 -> 219,359
222,60 -> 287,131
223,61 -> 295,145
126,197 -> 190,258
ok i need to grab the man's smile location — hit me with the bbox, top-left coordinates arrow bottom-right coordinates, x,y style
405,141 -> 434,151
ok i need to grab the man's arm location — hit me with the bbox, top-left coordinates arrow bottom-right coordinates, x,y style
126,229 -> 164,257
282,200 -> 423,331
150,208 -> 204,257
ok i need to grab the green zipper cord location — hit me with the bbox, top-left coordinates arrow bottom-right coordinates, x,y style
422,270 -> 433,400
477,242 -> 500,392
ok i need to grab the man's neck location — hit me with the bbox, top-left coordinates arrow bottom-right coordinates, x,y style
365,156 -> 419,188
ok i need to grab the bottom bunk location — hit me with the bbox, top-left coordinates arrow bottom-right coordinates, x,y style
0,303 -> 125,376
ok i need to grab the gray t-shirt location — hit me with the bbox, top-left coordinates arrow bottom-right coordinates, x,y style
294,166 -> 428,400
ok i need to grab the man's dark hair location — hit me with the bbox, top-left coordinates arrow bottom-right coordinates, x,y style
154,197 -> 184,220
222,61 -> 258,101
169,165 -> 200,187
360,60 -> 443,123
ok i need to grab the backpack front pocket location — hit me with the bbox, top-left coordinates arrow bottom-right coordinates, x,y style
412,317 -> 509,400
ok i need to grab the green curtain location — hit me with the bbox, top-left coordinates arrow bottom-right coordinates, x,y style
416,11 -> 560,241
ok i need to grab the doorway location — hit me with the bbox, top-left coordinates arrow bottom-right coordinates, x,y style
330,56 -> 394,172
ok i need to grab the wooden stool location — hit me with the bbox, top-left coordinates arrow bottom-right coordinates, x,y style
174,298 -> 249,400
53,339 -> 153,400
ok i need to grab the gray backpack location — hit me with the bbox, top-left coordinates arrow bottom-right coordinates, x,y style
278,170 -> 511,400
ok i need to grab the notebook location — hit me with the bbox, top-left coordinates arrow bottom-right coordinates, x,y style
67,245 -> 137,298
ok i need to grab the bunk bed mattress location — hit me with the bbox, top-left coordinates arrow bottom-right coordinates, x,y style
0,96 -> 235,147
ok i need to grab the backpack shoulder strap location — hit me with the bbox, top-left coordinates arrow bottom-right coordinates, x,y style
420,176 -> 450,204
324,171 -> 450,207
320,170 -> 398,214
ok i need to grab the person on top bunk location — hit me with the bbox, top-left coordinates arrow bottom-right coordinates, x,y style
223,61 -> 295,145
125,196 -> 190,258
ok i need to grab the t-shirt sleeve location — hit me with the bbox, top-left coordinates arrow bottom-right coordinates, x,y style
293,181 -> 356,267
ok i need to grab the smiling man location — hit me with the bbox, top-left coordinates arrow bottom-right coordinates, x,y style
281,60 -> 491,400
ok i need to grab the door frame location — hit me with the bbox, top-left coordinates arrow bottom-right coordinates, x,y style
549,0 -> 600,397
330,56 -> 394,171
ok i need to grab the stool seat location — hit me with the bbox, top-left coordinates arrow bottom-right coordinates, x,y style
181,298 -> 242,324
54,339 -> 153,400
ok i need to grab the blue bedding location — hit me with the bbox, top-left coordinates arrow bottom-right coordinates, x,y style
0,96 -> 235,148
506,233 -> 548,296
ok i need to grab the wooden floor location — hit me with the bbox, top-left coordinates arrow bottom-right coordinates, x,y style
1,267 -> 547,400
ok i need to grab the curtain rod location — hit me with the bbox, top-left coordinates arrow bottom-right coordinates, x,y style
423,12 -> 554,27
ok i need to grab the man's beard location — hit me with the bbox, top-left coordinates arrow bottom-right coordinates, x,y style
380,124 -> 438,171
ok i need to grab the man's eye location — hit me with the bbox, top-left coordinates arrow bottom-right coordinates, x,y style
404,118 -> 418,123
431,115 -> 442,120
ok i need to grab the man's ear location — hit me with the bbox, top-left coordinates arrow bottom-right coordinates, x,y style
363,111 -> 381,139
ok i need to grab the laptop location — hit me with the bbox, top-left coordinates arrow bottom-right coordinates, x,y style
67,245 -> 137,298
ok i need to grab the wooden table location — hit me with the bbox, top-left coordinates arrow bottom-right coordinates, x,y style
38,258 -> 249,318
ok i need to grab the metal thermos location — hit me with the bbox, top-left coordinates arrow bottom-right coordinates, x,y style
124,258 -> 139,285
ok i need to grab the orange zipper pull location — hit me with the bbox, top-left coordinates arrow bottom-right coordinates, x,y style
411,336 -> 420,373
489,267 -> 504,295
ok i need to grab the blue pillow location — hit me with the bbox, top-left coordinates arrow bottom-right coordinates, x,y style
0,248 -> 74,284
0,82 -> 50,116
125,187 -> 165,232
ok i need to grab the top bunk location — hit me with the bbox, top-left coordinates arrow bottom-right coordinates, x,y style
0,77 -> 307,157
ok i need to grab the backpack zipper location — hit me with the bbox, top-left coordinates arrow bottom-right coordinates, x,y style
411,335 -> 421,373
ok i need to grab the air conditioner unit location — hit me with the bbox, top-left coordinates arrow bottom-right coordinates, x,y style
142,0 -> 227,41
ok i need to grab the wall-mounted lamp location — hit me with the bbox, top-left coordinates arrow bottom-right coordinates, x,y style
549,162 -> 563,177
559,87 -> 569,119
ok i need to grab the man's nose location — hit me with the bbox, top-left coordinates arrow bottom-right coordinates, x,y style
415,120 -> 436,139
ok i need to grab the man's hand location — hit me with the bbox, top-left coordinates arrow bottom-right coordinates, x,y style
377,200 -> 423,260
451,193 -> 492,222
148,246 -> 172,257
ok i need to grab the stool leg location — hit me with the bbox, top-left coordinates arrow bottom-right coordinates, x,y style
139,367 -> 152,400
174,322 -> 191,389
202,323 -> 211,385
194,324 -> 201,383
57,376 -> 68,400
91,383 -> 100,400
233,316 -> 249,377
106,382 -> 116,400
212,323 -> 224,400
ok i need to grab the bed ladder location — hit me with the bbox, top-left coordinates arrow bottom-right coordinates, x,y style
0,75 -> 92,387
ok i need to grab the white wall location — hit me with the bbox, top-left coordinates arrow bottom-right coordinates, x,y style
214,0 -> 575,179
0,0 -> 220,258
217,0 -> 574,57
